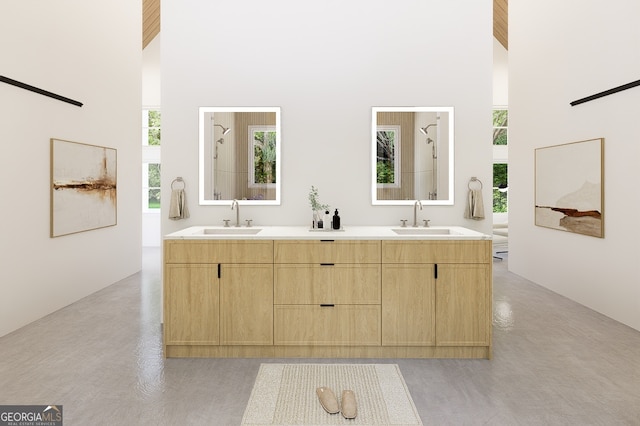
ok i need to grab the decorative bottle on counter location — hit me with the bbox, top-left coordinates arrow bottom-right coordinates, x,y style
332,209 -> 341,230
324,210 -> 331,230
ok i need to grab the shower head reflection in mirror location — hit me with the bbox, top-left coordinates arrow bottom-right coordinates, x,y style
418,123 -> 437,136
372,106 -> 454,205
199,107 -> 281,205
214,123 -> 231,135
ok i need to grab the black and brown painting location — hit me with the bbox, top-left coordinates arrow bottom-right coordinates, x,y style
535,138 -> 604,238
50,139 -> 117,237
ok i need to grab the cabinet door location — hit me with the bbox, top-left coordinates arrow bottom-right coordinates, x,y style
220,264 -> 274,345
164,264 -> 219,345
436,264 -> 491,346
382,264 -> 435,346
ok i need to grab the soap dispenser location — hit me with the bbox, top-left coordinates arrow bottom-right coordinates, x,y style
324,210 -> 331,230
332,209 -> 341,230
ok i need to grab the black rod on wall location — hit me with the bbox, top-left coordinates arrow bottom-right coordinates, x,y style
570,79 -> 640,106
0,75 -> 83,107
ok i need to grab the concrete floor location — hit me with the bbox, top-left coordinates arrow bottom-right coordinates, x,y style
1,248 -> 639,425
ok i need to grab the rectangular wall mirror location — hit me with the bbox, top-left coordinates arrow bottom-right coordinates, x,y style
199,107 -> 281,205
372,106 -> 454,205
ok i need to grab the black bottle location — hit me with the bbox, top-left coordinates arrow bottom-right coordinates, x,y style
332,209 -> 341,230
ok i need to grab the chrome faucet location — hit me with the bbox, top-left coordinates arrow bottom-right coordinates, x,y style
231,199 -> 240,227
413,200 -> 423,227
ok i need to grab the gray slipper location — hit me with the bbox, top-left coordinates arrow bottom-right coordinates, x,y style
316,387 -> 339,414
341,390 -> 357,419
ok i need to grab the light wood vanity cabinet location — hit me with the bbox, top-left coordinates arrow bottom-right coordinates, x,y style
165,264 -> 220,345
273,240 -> 381,346
434,263 -> 491,347
382,264 -> 436,346
163,236 -> 491,359
163,240 -> 274,356
382,240 -> 492,353
219,263 -> 273,345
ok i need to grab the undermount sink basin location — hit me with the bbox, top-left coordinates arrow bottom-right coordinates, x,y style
391,228 -> 452,235
201,228 -> 262,235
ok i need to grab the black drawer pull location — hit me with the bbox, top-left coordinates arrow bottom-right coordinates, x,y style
320,304 -> 335,307
320,239 -> 335,242
320,263 -> 335,266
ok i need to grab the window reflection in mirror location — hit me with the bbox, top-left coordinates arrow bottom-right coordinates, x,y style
249,126 -> 277,189
199,107 -> 281,205
372,107 -> 454,205
376,125 -> 401,188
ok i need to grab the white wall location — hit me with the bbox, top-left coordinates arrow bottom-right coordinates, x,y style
493,38 -> 509,168
143,35 -> 162,247
509,0 -> 640,330
0,1 -> 142,336
143,35 -> 161,108
493,38 -> 509,107
161,0 -> 494,237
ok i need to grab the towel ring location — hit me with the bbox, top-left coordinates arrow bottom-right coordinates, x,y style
171,177 -> 185,190
468,177 -> 483,190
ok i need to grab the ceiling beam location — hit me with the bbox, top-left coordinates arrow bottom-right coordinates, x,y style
494,0 -> 508,50
143,0 -> 160,49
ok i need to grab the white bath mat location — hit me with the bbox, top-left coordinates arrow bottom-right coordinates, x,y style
241,363 -> 423,425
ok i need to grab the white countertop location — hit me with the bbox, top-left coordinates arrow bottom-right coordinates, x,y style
164,225 -> 491,240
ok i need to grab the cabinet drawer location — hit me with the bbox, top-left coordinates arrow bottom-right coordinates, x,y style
274,305 -> 381,346
274,264 -> 380,304
382,240 -> 490,263
274,240 -> 381,263
164,240 -> 273,264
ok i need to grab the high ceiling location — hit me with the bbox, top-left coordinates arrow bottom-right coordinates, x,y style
143,1 -> 507,50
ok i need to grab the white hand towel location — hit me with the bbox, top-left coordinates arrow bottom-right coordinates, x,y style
169,189 -> 190,220
464,188 -> 485,220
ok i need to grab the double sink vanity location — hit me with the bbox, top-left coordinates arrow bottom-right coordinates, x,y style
163,225 -> 493,359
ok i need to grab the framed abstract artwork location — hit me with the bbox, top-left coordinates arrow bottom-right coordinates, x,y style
50,138 -> 117,237
535,138 -> 604,238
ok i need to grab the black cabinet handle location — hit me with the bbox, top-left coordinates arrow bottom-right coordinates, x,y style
218,263 -> 221,279
320,240 -> 335,242
320,304 -> 335,307
434,264 -> 438,279
320,263 -> 335,266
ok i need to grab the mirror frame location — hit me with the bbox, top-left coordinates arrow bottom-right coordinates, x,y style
371,106 -> 454,205
199,106 -> 281,205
